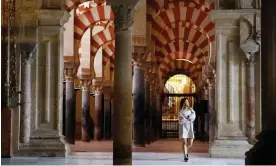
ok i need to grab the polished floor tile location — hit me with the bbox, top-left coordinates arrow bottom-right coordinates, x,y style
2,152 -> 244,165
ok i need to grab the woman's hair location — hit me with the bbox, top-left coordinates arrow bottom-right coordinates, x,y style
180,98 -> 189,109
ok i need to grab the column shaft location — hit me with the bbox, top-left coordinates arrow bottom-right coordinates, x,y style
144,79 -> 151,144
208,79 -> 216,143
20,53 -> 32,143
65,80 -> 76,144
81,89 -> 91,142
150,85 -> 156,142
133,65 -> 145,147
155,94 -> 161,140
94,92 -> 102,141
113,30 -> 132,165
246,58 -> 255,144
103,97 -> 111,139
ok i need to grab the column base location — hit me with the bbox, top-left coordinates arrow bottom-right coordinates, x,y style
209,139 -> 252,158
245,130 -> 276,165
13,131 -> 67,157
113,158 -> 132,165
1,108 -> 11,158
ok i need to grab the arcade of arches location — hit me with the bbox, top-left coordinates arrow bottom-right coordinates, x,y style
1,0 -> 276,165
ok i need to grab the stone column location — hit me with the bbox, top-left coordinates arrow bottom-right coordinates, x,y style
110,3 -> 138,165
150,74 -> 156,142
144,70 -> 151,144
133,54 -> 146,147
155,87 -> 161,140
103,86 -> 112,139
92,79 -> 103,141
19,46 -> 36,144
245,1 -> 276,164
64,68 -> 77,144
245,53 -> 256,144
210,10 -> 252,158
80,79 -> 92,142
207,74 -> 216,143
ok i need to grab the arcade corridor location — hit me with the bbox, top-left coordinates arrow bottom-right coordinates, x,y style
2,0 -> 276,165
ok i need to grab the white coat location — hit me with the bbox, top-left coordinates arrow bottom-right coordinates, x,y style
178,107 -> 196,139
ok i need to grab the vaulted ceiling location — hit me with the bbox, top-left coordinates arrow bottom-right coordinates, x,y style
147,0 -> 215,83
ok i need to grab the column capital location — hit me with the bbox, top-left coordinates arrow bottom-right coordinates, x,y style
207,77 -> 216,89
92,78 -> 103,95
77,67 -> 95,81
19,42 -> 38,54
245,52 -> 256,65
241,40 -> 260,65
132,46 -> 149,68
64,68 -> 77,81
92,85 -> 103,95
80,79 -> 92,91
111,4 -> 136,31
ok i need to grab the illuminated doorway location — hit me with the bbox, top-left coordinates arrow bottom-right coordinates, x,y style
161,74 -> 196,138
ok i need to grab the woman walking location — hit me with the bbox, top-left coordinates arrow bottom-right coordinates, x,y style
178,98 -> 196,162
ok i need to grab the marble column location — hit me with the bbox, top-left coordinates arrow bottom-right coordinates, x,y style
110,3 -> 137,165
245,1 -> 276,164
103,88 -> 112,139
155,88 -> 161,140
150,75 -> 156,142
144,70 -> 151,144
64,68 -> 76,144
245,53 -> 256,144
80,80 -> 92,142
20,51 -> 34,144
207,75 -> 216,143
92,83 -> 103,141
133,62 -> 146,147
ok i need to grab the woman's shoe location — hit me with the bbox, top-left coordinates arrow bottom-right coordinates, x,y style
184,154 -> 188,162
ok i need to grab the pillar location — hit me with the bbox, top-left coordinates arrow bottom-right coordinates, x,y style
210,10 -> 252,158
144,70 -> 151,144
103,87 -> 112,139
110,3 -> 137,165
92,81 -> 103,141
207,74 -> 216,143
155,88 -> 161,140
133,61 -> 146,147
245,1 -> 276,164
245,53 -> 256,144
150,74 -> 156,142
80,79 -> 92,142
19,51 -> 34,144
64,68 -> 77,144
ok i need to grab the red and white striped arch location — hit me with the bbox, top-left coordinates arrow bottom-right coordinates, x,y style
147,0 -> 215,80
147,0 -> 215,19
74,5 -> 114,41
74,5 -> 114,61
65,0 -> 106,13
102,41 -> 115,66
159,52 -> 204,73
155,40 -> 207,64
152,22 -> 214,53
160,59 -> 202,81
90,26 -> 115,57
150,6 -> 215,42
110,55 -> 115,71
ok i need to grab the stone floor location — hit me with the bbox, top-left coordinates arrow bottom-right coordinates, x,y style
1,152 -> 244,165
1,139 -> 244,165
70,139 -> 209,153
